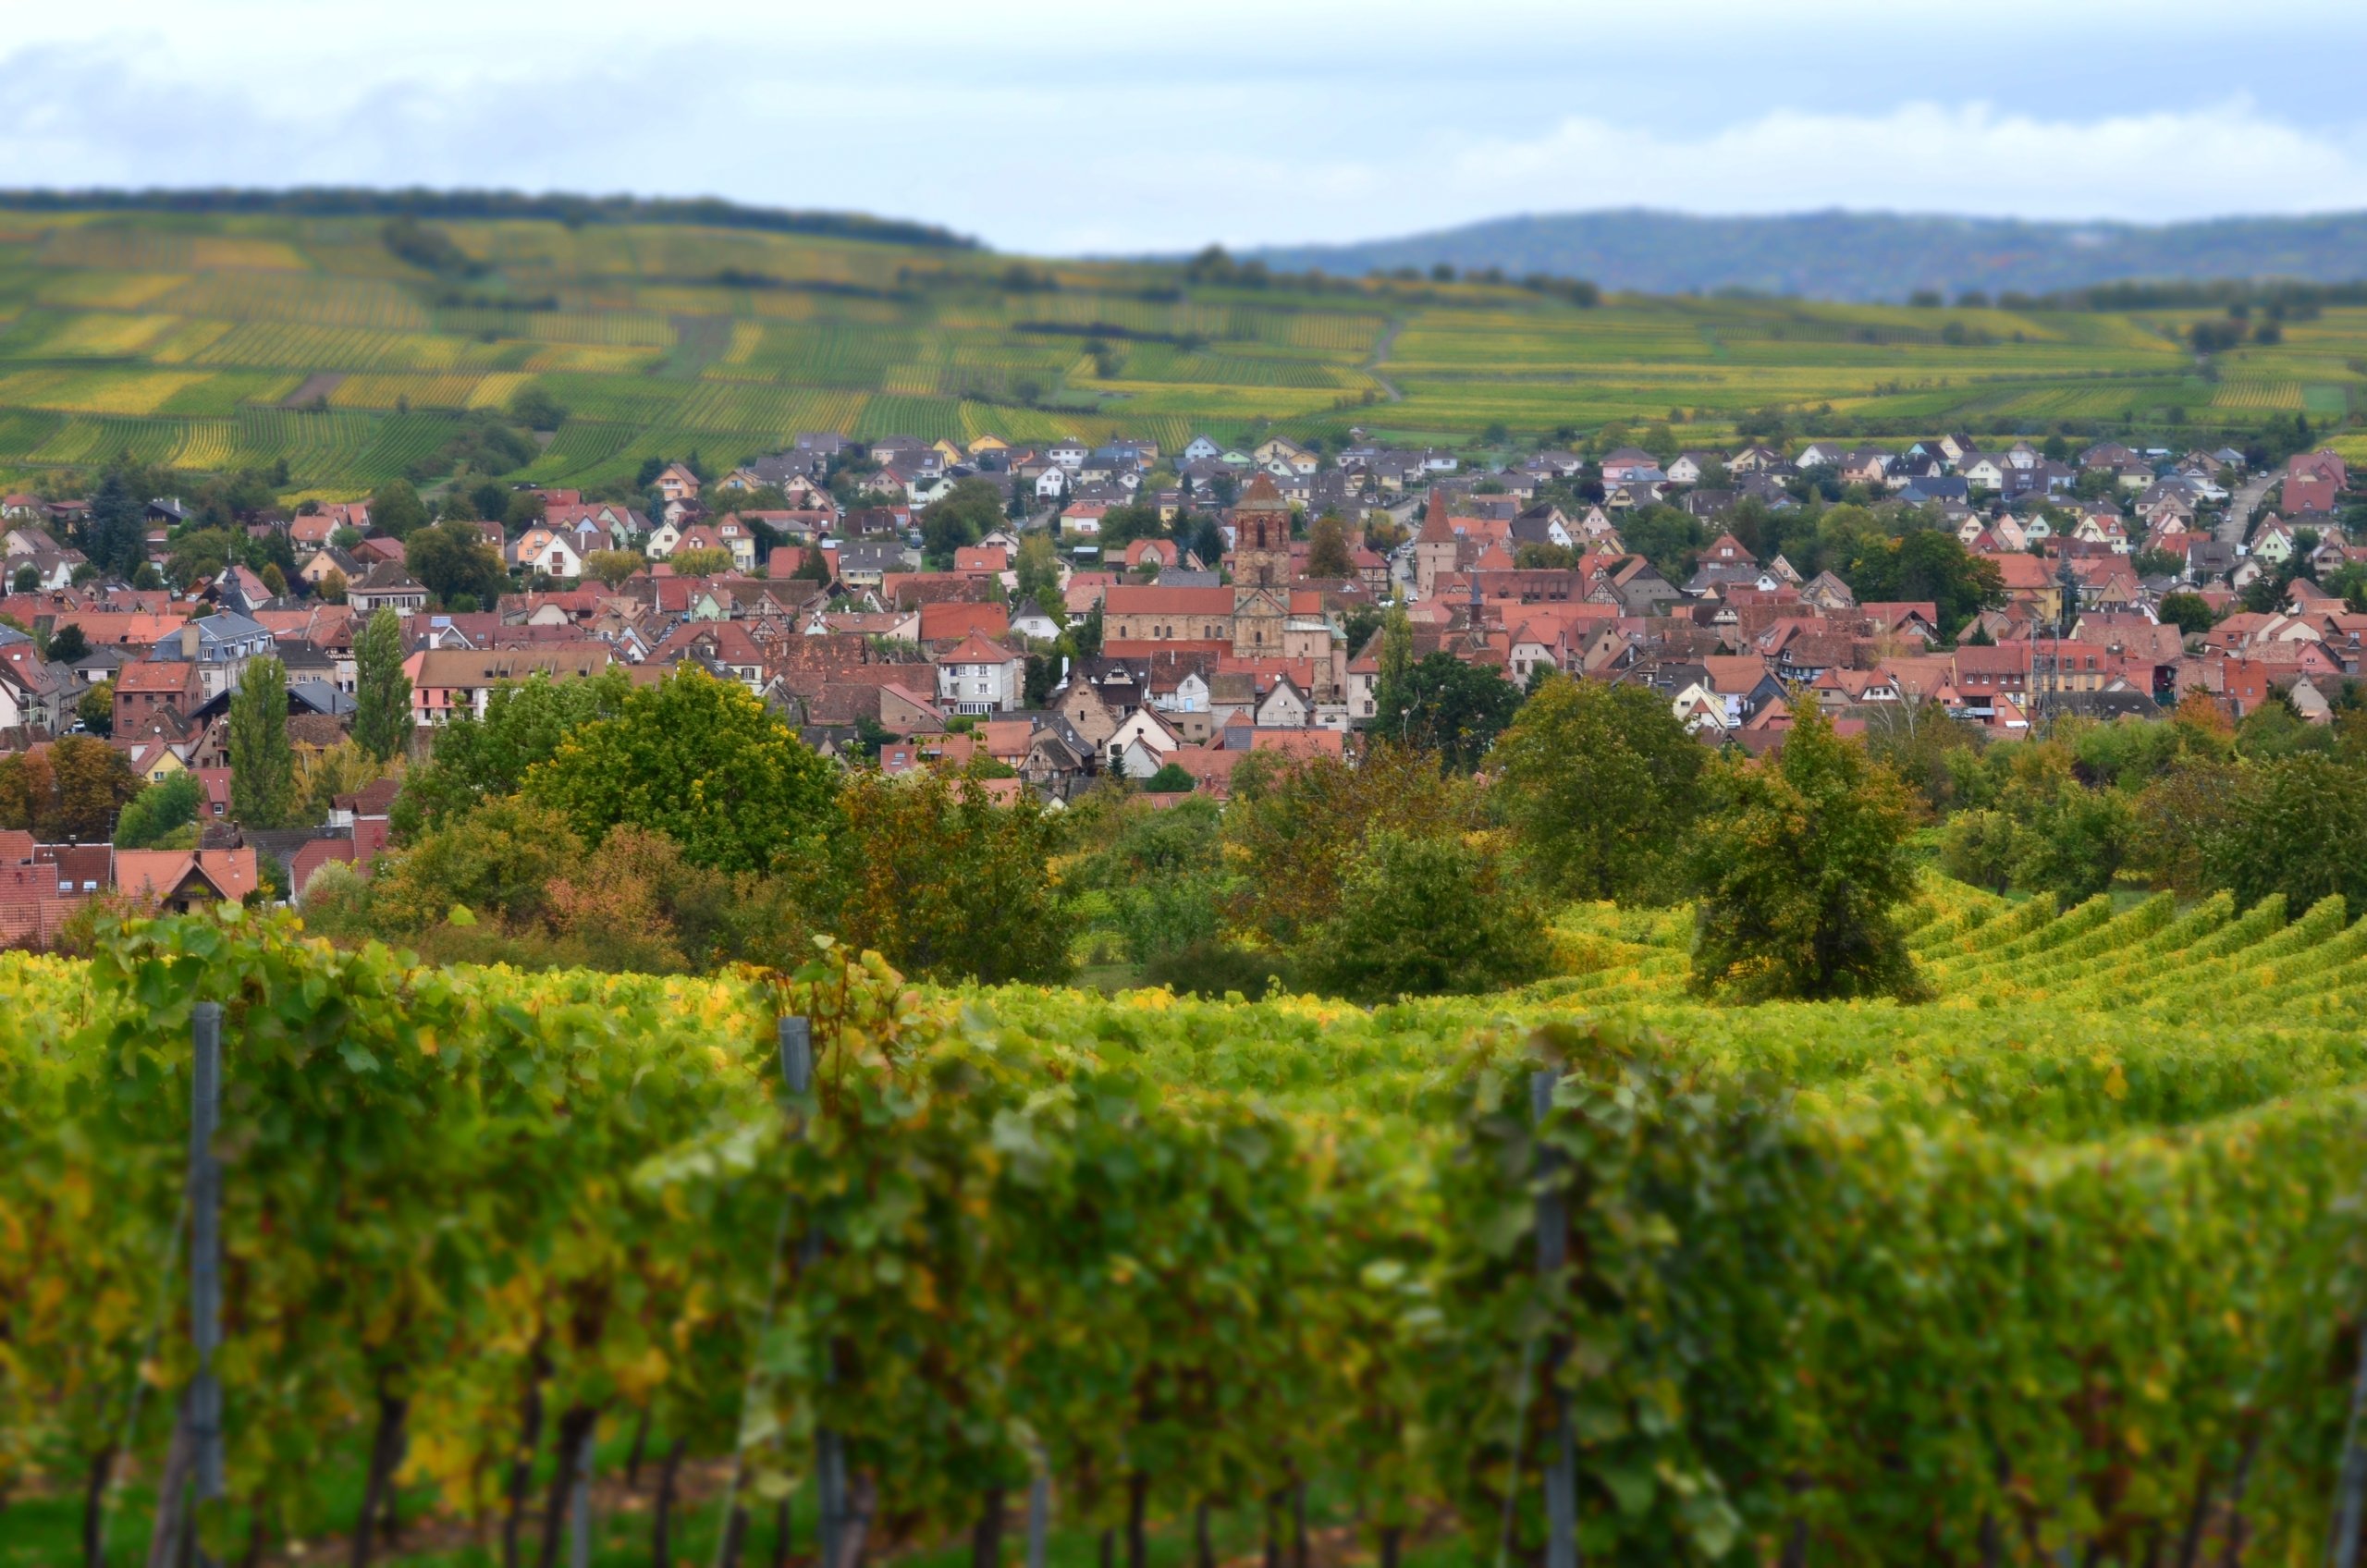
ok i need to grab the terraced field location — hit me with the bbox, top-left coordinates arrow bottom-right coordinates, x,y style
0,206 -> 2358,493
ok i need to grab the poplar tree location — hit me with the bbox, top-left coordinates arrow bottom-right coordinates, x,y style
352,608 -> 412,763
229,655 -> 297,827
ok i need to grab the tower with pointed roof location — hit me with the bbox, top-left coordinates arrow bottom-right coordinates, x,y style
1414,486 -> 1461,599
1230,472 -> 1294,590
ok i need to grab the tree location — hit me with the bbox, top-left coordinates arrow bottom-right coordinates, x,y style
668,546 -> 733,578
9,565 -> 34,594
1301,828 -> 1549,1002
406,521 -> 509,608
1305,511 -> 1354,579
0,736 -> 141,839
81,464 -> 146,581
1142,761 -> 1196,793
46,623 -> 88,665
1491,673 -> 1704,902
919,479 -> 1007,561
1225,741 -> 1478,948
528,668 -> 838,874
76,680 -> 113,738
228,655 -> 298,827
583,550 -> 644,590
2199,754 -> 2367,913
114,769 -> 201,849
1390,651 -> 1521,769
1837,528 -> 2004,636
2158,592 -> 2217,635
509,384 -> 568,431
373,795 -> 584,932
317,568 -> 349,604
1687,700 -> 1927,1002
1937,808 -> 2019,895
1371,606 -> 1414,724
371,479 -> 429,540
352,607 -> 413,764
815,766 -> 1076,984
390,668 -> 632,838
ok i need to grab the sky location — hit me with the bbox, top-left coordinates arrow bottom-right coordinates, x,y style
7,1 -> 2367,255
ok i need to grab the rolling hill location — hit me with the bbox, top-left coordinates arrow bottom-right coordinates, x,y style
0,197 -> 2357,498
1247,209 -> 2367,303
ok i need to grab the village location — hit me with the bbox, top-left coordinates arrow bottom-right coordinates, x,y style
0,417 -> 2351,942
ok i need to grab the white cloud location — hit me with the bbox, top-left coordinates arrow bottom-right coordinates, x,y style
2,20 -> 2366,256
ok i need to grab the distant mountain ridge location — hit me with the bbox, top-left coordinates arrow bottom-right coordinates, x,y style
1245,209 -> 2367,302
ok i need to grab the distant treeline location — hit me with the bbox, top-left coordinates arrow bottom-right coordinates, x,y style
2033,278 -> 2367,312
0,187 -> 977,251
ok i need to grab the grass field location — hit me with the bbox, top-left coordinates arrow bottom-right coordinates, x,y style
0,208 -> 2356,494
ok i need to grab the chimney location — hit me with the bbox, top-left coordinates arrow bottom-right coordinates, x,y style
179,621 -> 199,661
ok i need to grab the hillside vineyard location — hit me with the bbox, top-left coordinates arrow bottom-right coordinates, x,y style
0,207 -> 2360,493
9,894 -> 2367,1562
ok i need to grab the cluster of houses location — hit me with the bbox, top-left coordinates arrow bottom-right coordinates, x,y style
0,419 -> 2349,941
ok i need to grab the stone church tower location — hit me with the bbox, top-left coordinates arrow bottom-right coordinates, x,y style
1230,472 -> 1294,590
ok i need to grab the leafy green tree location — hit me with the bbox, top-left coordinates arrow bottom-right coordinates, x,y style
115,769 -> 202,849
2200,754 -> 2367,913
1491,673 -> 1703,901
528,668 -> 838,873
1389,651 -> 1521,769
1061,791 -> 1231,966
1142,762 -> 1196,793
1937,808 -> 2019,895
229,655 -> 298,827
919,478 -> 1007,560
406,521 -> 509,608
80,463 -> 147,581
76,680 -> 114,737
391,668 -> 632,839
370,478 -> 429,540
1687,701 -> 1927,1002
816,765 -> 1075,983
9,565 -> 34,594
509,384 -> 568,431
373,795 -> 585,932
46,623 -> 88,665
2156,591 -> 2217,635
352,607 -> 413,764
166,528 -> 236,590
1225,741 -> 1477,948
1301,828 -> 1548,1002
1837,527 -> 2005,637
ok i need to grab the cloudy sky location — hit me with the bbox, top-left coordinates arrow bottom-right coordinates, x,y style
7,1 -> 2366,254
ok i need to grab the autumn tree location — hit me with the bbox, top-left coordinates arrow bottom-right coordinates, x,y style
372,795 -> 584,931
668,546 -> 733,578
1224,741 -> 1478,948
1687,700 -> 1926,1002
816,765 -> 1075,984
1491,672 -> 1704,902
1305,511 -> 1355,579
352,607 -> 412,763
317,568 -> 349,604
528,667 -> 838,873
229,655 -> 298,827
583,550 -> 644,589
0,736 -> 142,839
